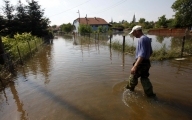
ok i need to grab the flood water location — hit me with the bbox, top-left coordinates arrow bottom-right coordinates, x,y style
112,33 -> 192,50
0,34 -> 192,120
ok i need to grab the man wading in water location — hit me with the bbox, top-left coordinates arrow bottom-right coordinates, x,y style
126,25 -> 156,98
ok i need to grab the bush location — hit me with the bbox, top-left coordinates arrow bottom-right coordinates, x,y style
2,33 -> 42,60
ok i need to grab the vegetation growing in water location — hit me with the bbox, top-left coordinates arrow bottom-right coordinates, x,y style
109,40 -> 192,61
2,33 -> 42,61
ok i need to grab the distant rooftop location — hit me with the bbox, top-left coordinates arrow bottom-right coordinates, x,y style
74,17 -> 109,25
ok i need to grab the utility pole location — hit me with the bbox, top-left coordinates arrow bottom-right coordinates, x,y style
77,10 -> 80,24
86,14 -> 88,25
77,10 -> 80,34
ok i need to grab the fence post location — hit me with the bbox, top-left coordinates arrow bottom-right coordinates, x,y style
17,46 -> 23,65
0,36 -> 5,64
7,53 -> 15,73
34,40 -> 38,50
110,35 -> 112,44
123,36 -> 125,53
180,36 -> 185,57
27,41 -> 32,55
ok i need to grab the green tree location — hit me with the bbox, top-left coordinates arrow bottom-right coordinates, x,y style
129,23 -> 136,29
138,18 -> 145,24
112,23 -> 124,28
2,0 -> 14,21
102,26 -> 108,33
172,0 -> 192,27
145,21 -> 154,29
166,18 -> 175,28
78,24 -> 92,35
138,18 -> 146,28
2,0 -> 15,36
123,21 -> 129,28
52,25 -> 57,29
14,0 -> 29,34
61,23 -> 73,33
26,0 -> 50,37
0,14 -> 6,35
97,26 -> 103,33
156,15 -> 167,28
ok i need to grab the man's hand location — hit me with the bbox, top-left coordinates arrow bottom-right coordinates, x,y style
131,57 -> 143,74
131,66 -> 137,74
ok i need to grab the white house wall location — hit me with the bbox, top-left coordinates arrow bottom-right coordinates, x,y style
73,20 -> 109,33
73,20 -> 79,33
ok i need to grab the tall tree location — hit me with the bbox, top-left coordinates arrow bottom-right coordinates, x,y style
138,18 -> 146,28
26,0 -> 50,37
2,0 -> 14,21
61,23 -> 73,33
172,0 -> 192,27
156,15 -> 167,28
78,24 -> 92,35
2,0 -> 15,36
0,14 -> 6,34
138,18 -> 145,24
15,0 -> 29,33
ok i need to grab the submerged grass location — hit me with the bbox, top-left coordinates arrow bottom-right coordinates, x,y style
109,41 -> 135,55
109,41 -> 192,61
151,44 -> 181,60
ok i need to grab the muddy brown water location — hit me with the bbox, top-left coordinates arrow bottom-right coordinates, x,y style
0,35 -> 192,120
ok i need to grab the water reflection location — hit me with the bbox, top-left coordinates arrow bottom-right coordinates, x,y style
9,82 -> 27,120
0,81 -> 8,104
73,37 -> 78,45
122,53 -> 125,70
62,35 -> 73,40
112,33 -> 192,51
156,36 -> 165,43
37,45 -> 52,84
25,45 -> 53,84
110,45 -> 112,64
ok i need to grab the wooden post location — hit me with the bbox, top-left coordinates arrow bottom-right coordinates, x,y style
27,41 -> 32,55
0,36 -> 5,64
17,46 -> 23,65
35,40 -> 37,50
7,53 -> 14,73
123,36 -> 125,52
110,35 -> 112,44
180,36 -> 185,57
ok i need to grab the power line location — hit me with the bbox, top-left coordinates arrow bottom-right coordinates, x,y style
88,0 -> 127,15
50,0 -> 91,17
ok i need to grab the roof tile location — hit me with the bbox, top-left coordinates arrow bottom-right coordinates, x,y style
76,17 -> 108,25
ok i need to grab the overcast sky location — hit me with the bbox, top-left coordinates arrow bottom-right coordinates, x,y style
0,0 -> 176,26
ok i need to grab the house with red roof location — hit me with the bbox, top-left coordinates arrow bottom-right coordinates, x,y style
73,17 -> 109,33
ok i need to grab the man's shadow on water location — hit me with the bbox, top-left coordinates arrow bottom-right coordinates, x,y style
22,78 -> 100,120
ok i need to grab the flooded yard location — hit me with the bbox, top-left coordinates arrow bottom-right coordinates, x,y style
0,35 -> 192,120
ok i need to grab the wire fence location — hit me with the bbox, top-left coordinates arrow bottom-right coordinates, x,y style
73,32 -> 111,41
0,38 -> 44,76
